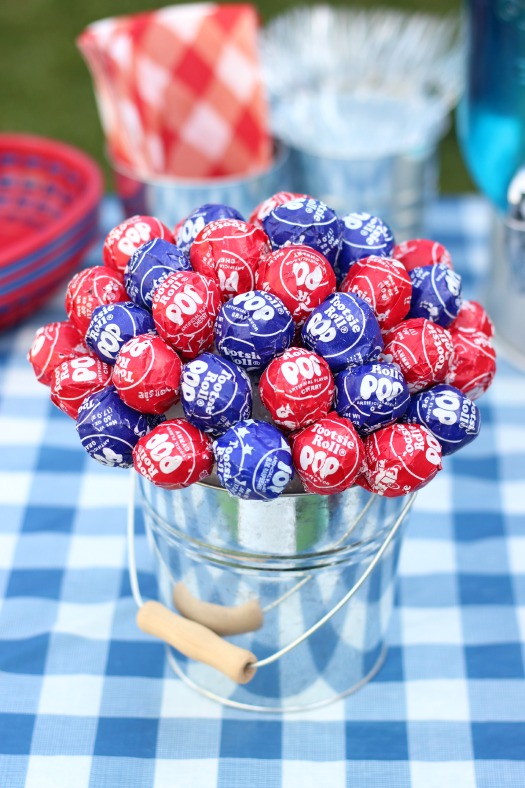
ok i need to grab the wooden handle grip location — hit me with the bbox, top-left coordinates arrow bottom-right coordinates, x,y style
172,583 -> 264,636
136,601 -> 257,684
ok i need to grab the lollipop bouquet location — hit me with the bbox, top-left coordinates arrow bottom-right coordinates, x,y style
28,195 -> 496,501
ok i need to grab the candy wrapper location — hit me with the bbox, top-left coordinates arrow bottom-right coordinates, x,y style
103,216 -> 173,274
124,238 -> 191,310
393,238 -> 452,272
291,413 -> 365,495
302,292 -> 383,372
403,384 -> 480,455
408,263 -> 462,327
133,419 -> 213,489
112,334 -> 182,414
215,290 -> 294,371
28,321 -> 90,386
263,197 -> 342,267
334,362 -> 410,435
358,422 -> 442,496
51,356 -> 112,419
249,192 -> 309,229
77,5 -> 272,178
336,212 -> 394,283
190,219 -> 270,301
383,318 -> 454,393
214,419 -> 294,501
256,245 -> 336,326
340,255 -> 411,330
65,266 -> 128,335
450,299 -> 494,338
446,330 -> 496,400
86,302 -> 155,364
76,386 -> 161,468
181,352 -> 252,435
152,271 -> 221,359
259,347 -> 334,431
174,204 -> 244,257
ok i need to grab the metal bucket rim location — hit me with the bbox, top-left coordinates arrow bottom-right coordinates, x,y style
109,138 -> 289,189
138,474 -> 415,570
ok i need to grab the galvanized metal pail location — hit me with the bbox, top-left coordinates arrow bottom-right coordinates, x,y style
128,474 -> 415,712
111,141 -> 291,226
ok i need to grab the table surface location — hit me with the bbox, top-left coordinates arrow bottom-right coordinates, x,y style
1,196 -> 524,788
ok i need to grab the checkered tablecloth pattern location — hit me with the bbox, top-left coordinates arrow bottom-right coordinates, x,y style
1,196 -> 524,788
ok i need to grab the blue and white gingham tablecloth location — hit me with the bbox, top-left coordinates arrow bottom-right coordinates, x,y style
1,196 -> 524,788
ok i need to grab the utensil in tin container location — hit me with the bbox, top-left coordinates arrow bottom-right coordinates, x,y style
260,6 -> 463,238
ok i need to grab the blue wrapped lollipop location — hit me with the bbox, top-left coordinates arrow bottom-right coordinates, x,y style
262,196 -> 342,267
181,352 -> 252,436
175,203 -> 244,256
301,292 -> 383,372
408,263 -> 462,327
215,290 -> 294,372
335,212 -> 395,284
403,384 -> 480,456
213,419 -> 294,501
334,362 -> 410,435
76,386 -> 161,468
124,238 -> 191,310
86,302 -> 155,364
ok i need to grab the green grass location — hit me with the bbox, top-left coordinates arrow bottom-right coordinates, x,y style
0,0 -> 474,193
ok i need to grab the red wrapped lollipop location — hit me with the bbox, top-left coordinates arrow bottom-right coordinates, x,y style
103,215 -> 173,274
256,246 -> 336,326
249,192 -> 309,229
357,422 -> 442,497
340,255 -> 412,330
449,299 -> 494,338
446,330 -> 496,400
383,318 -> 454,393
189,219 -> 270,301
133,419 -> 213,489
50,355 -> 112,419
113,334 -> 182,414
28,321 -> 90,386
152,270 -> 221,359
65,266 -> 128,335
291,413 -> 365,495
393,239 -> 452,272
260,347 -> 334,431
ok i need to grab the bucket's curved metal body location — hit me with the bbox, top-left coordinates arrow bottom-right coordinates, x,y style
138,478 -> 414,712
111,142 -> 291,226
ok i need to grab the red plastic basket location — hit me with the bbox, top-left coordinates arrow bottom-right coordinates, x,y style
0,134 -> 103,330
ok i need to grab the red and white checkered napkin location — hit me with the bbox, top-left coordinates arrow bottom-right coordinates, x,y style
78,3 -> 272,178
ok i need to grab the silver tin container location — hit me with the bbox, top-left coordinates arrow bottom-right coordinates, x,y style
111,141 -> 291,226
288,142 -> 439,241
135,477 -> 415,712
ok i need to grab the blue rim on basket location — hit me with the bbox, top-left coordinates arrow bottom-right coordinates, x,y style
0,133 -> 103,330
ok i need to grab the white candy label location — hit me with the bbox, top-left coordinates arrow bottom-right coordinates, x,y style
166,284 -> 204,326
117,222 -> 152,258
97,323 -> 122,359
233,292 -> 274,321
307,312 -> 336,343
146,432 -> 183,474
292,261 -> 323,291
70,356 -> 98,383
359,374 -> 404,402
299,446 -> 339,478
281,355 -> 322,386
432,392 -> 460,425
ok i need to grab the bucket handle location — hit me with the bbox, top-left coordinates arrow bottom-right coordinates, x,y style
128,472 -> 415,684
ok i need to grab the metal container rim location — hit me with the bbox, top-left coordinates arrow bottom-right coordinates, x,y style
109,139 -> 290,189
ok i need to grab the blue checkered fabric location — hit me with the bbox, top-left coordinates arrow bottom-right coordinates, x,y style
1,196 -> 524,788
